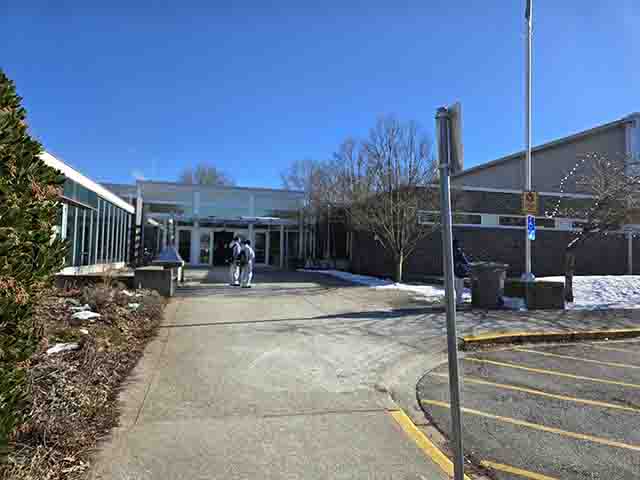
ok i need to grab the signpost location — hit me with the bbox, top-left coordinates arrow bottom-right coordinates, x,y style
436,106 -> 465,480
527,215 -> 536,241
522,191 -> 538,216
523,0 -> 535,282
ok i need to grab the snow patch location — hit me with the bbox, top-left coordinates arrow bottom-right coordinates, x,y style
47,343 -> 80,355
301,269 -> 471,302
304,271 -> 640,311
121,290 -> 143,298
540,276 -> 640,310
70,304 -> 91,312
71,311 -> 101,322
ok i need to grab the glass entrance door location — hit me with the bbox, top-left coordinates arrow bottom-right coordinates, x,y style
254,231 -> 267,265
212,230 -> 233,266
268,230 -> 281,267
178,229 -> 191,263
199,231 -> 212,265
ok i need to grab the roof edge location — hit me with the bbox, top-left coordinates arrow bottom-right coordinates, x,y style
453,115 -> 635,179
136,180 -> 305,195
41,152 -> 135,213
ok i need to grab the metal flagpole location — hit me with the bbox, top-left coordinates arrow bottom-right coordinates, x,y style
436,107 -> 465,480
523,0 -> 535,282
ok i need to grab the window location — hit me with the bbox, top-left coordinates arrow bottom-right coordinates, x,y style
115,208 -> 121,262
125,213 -> 131,262
96,200 -> 102,262
63,179 -> 76,199
452,213 -> 482,225
147,202 -> 189,215
65,205 -> 76,266
418,212 -> 438,224
75,208 -> 85,266
253,193 -> 300,219
537,217 -> 556,229
268,230 -> 281,266
199,203 -> 249,218
120,209 -> 126,262
286,231 -> 299,260
82,208 -> 92,265
107,203 -> 114,262
499,216 -> 525,227
99,200 -> 106,262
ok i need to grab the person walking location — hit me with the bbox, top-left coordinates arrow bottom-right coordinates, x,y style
228,236 -> 242,286
453,238 -> 471,305
240,239 -> 255,288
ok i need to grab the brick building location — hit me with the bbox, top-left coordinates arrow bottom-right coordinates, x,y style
350,113 -> 640,279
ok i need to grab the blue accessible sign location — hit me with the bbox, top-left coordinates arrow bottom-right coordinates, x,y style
527,215 -> 536,241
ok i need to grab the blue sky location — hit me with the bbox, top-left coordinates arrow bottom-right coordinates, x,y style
2,1 -> 638,188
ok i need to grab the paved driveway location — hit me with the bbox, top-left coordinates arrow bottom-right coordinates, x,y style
91,268 -> 449,480
418,341 -> 640,480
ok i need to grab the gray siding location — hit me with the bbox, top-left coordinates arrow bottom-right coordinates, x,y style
452,124 -> 627,193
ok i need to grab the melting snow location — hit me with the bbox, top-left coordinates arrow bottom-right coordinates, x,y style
541,276 -> 640,310
301,269 -> 471,302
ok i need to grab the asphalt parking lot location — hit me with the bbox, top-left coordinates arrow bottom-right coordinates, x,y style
418,340 -> 640,480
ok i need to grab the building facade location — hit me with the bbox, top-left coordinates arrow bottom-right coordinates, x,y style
104,181 -> 308,268
350,113 -> 640,279
42,152 -> 135,275
43,111 -> 640,278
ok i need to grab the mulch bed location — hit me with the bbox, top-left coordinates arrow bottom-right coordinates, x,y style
0,283 -> 166,480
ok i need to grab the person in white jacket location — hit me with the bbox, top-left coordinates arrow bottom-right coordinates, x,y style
240,239 -> 255,288
228,236 -> 242,286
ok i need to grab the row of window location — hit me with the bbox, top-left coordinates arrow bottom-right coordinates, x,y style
144,202 -> 300,220
59,197 -> 132,267
417,211 -> 580,230
63,178 -> 99,208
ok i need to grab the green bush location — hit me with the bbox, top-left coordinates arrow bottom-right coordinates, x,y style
0,70 -> 67,461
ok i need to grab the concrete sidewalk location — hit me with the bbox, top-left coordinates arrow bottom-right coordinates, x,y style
90,269 -> 448,480
90,268 -> 640,479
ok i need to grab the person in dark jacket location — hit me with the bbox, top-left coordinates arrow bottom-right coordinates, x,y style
453,238 -> 470,305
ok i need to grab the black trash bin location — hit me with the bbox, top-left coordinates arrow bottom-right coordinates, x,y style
470,262 -> 509,309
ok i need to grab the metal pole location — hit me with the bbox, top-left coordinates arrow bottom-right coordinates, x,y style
436,106 -> 465,480
523,0 -> 534,282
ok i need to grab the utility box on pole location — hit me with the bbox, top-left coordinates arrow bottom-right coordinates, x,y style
448,102 -> 464,175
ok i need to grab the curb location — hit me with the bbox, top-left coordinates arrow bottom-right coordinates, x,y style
460,328 -> 640,350
390,409 -> 472,480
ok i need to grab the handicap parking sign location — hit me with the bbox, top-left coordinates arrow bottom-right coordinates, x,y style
527,215 -> 536,241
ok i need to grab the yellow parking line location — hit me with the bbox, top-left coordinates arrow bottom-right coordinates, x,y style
389,410 -> 471,479
421,399 -> 640,452
480,460 -> 559,480
429,372 -> 640,413
590,344 -> 640,354
513,348 -> 640,369
465,357 -> 640,389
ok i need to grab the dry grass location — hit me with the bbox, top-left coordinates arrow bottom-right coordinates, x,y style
0,284 -> 166,480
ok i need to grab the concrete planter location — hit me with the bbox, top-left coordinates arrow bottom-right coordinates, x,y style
505,279 -> 565,310
134,267 -> 175,297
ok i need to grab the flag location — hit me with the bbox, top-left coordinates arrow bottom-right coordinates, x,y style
525,0 -> 532,23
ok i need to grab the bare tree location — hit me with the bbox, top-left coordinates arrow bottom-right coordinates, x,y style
551,153 -> 640,301
333,116 -> 439,282
179,162 -> 234,186
280,158 -> 326,210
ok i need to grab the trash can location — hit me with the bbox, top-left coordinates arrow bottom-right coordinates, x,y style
470,262 -> 509,309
